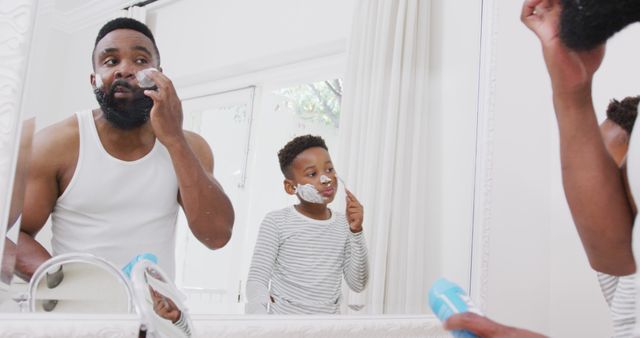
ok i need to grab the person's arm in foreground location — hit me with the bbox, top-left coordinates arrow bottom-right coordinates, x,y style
445,313 -> 547,338
522,0 -> 635,276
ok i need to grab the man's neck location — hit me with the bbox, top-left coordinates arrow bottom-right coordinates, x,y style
295,202 -> 331,220
92,108 -> 156,160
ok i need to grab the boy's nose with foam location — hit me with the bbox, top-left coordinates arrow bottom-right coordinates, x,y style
320,175 -> 332,185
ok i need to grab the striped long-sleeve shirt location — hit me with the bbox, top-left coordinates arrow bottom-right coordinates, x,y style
245,206 -> 368,314
597,272 -> 635,337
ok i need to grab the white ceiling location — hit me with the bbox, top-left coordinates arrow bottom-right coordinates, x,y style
40,0 -> 142,33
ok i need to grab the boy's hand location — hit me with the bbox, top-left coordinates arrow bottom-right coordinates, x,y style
150,287 -> 181,323
345,190 -> 363,233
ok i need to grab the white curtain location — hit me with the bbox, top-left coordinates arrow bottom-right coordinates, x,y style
338,0 -> 432,314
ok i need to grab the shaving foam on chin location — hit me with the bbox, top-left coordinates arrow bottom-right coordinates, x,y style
295,184 -> 325,204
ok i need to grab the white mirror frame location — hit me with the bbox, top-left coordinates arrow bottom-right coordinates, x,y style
0,0 -> 503,336
469,0 -> 497,313
0,0 -> 37,298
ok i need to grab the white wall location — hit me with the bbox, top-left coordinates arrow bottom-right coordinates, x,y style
429,0 -> 482,290
27,0 -> 358,129
148,0 -> 356,81
482,1 -> 553,333
21,7 -> 69,131
480,1 -> 640,337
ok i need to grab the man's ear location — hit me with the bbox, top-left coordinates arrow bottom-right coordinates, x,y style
91,73 -> 104,89
284,179 -> 296,195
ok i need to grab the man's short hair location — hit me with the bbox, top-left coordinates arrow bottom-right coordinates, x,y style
559,0 -> 640,51
606,96 -> 640,134
278,135 -> 328,177
92,17 -> 160,68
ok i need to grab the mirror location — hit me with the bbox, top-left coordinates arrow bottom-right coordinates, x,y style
28,253 -> 133,313
0,0 -> 38,309
3,0 -> 483,316
0,118 -> 34,293
131,259 -> 193,338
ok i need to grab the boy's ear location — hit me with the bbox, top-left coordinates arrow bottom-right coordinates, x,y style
284,179 -> 296,195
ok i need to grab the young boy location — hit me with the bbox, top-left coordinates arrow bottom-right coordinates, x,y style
245,135 -> 369,314
596,96 -> 639,338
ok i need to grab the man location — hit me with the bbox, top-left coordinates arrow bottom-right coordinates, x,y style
446,0 -> 639,336
16,18 -> 234,281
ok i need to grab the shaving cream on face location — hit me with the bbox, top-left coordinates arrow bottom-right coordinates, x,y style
95,74 -> 104,89
295,183 -> 325,204
136,68 -> 158,88
320,175 -> 332,185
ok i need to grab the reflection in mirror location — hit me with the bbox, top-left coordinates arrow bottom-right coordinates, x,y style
28,253 -> 133,313
1,118 -> 35,290
0,0 -> 38,308
132,260 -> 192,338
11,0 -> 483,317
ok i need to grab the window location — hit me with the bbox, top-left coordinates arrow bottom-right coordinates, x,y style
176,77 -> 343,314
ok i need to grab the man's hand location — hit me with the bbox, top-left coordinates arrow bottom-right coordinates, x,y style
143,70 -> 186,149
445,312 -> 547,338
521,0 -> 605,95
345,190 -> 363,233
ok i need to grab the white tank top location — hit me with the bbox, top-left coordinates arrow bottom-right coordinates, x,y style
51,110 -> 179,279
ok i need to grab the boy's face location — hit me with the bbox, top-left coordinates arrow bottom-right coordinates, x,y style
285,147 -> 338,204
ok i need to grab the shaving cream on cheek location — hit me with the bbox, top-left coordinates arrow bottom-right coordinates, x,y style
295,183 -> 325,204
95,74 -> 104,89
136,68 -> 158,88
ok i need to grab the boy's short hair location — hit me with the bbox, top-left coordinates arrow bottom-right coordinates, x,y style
278,135 -> 328,177
606,96 -> 640,134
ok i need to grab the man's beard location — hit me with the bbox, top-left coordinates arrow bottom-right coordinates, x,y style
93,79 -> 154,130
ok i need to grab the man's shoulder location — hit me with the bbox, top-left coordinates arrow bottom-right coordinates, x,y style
32,113 -> 80,164
182,130 -> 214,170
34,114 -> 80,148
183,130 -> 208,148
